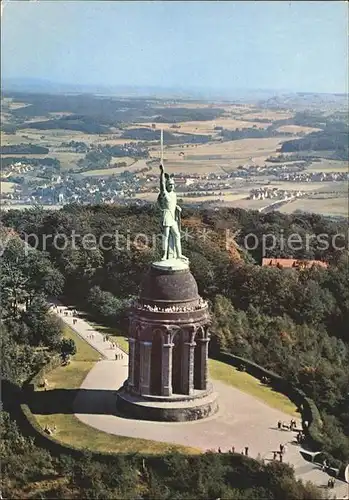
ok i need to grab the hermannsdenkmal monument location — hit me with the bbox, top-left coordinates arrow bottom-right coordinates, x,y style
117,163 -> 219,421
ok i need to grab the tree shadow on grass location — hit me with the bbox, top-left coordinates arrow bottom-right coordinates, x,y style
29,388 -> 119,416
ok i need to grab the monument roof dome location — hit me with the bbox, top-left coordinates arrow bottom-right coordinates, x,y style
139,265 -> 199,305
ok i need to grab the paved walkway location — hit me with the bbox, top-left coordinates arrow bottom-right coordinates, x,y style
50,302 -> 347,499
49,302 -> 127,361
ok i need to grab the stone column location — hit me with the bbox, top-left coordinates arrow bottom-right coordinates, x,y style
128,337 -> 136,390
161,342 -> 174,396
196,338 -> 209,390
181,341 -> 196,395
139,341 -> 152,396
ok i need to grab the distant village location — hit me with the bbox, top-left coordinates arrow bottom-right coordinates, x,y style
1,154 -> 347,207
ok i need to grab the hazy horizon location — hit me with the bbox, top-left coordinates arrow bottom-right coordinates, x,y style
1,1 -> 348,95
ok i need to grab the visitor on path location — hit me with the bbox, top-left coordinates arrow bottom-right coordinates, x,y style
273,451 -> 277,460
218,447 -> 222,453
115,354 -> 118,360
277,420 -> 282,429
244,447 -> 249,456
231,446 -> 235,453
327,478 -> 335,488
279,444 -> 284,454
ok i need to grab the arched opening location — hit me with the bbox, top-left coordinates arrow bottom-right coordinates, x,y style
172,330 -> 182,394
194,327 -> 204,390
150,330 -> 163,395
194,342 -> 202,390
133,338 -> 140,393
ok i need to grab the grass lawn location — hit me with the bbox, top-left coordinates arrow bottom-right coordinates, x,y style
32,325 -> 199,455
208,359 -> 298,417
34,413 -> 199,455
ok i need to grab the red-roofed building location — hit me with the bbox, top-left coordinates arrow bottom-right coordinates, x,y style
261,258 -> 328,269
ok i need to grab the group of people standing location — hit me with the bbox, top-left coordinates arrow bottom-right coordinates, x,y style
217,446 -> 248,456
273,443 -> 288,462
277,419 -> 297,431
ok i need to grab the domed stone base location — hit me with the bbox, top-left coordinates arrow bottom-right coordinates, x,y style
125,262 -> 218,417
117,384 -> 219,422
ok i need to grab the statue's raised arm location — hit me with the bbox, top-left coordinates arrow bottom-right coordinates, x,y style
159,164 -> 166,193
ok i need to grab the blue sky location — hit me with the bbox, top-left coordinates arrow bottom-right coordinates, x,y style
1,1 -> 348,93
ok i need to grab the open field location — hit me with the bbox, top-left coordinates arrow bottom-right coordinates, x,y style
182,193 -> 248,203
149,137 -> 291,174
52,151 -> 85,170
0,181 -> 17,193
276,124 -> 322,134
2,153 -> 49,160
157,103 -> 295,123
133,118 -> 272,134
311,181 -> 348,193
239,110 -> 294,121
280,197 -> 348,217
12,128 -> 116,146
136,181 -> 347,217
306,159 -> 348,173
218,198 -> 269,210
81,158 -> 146,176
268,180 -> 347,193
151,159 -> 225,174
1,132 -> 33,145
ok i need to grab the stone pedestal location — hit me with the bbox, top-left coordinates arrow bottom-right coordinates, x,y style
117,263 -> 218,422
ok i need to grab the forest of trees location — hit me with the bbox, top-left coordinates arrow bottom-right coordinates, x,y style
24,116 -> 111,134
0,144 -> 49,155
1,413 -> 321,499
0,227 -> 65,385
5,92 -> 226,131
121,128 -> 212,144
280,118 -> 348,160
220,126 -> 292,141
1,204 -> 348,497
